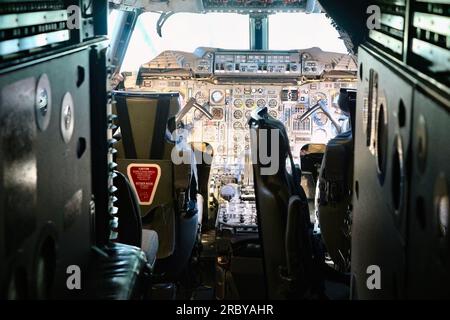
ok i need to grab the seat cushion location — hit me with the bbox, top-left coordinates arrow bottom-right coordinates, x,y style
141,229 -> 159,269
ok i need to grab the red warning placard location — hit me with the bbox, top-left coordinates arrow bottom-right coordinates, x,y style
127,164 -> 161,205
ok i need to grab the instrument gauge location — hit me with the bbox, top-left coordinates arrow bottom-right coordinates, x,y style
257,99 -> 266,108
212,107 -> 224,120
245,110 -> 253,120
195,91 -> 208,105
194,109 -> 205,120
245,99 -> 255,109
233,122 -> 244,130
314,111 -> 329,126
233,110 -> 243,119
310,92 -> 327,106
268,99 -> 278,108
211,90 -> 225,104
233,99 -> 243,108
269,110 -> 278,119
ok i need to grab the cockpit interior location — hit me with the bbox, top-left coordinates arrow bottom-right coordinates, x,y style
0,0 -> 449,303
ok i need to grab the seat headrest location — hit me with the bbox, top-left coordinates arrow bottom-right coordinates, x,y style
338,88 -> 357,115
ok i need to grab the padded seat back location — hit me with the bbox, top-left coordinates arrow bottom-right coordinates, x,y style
113,91 -> 180,161
113,91 -> 200,280
249,107 -> 318,299
316,88 -> 356,271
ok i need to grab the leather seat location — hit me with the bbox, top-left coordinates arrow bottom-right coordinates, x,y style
316,88 -> 356,272
249,107 -> 324,299
113,92 -> 201,282
149,145 -> 200,280
115,171 -> 159,269
86,243 -> 149,300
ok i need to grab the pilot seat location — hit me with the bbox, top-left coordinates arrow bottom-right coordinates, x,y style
111,91 -> 205,298
316,88 -> 356,272
248,107 -> 325,299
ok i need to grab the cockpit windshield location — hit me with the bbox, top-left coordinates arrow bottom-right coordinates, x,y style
268,13 -> 347,52
115,11 -> 348,72
120,12 -> 249,72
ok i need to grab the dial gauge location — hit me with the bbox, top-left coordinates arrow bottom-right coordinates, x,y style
314,111 -> 329,126
268,99 -> 278,108
195,91 -> 208,105
245,110 -> 252,120
233,110 -> 243,119
212,107 -> 224,120
257,99 -> 266,108
269,110 -> 278,119
233,121 -> 244,130
245,99 -> 255,109
211,90 -> 225,104
310,92 -> 327,106
233,99 -> 243,108
233,132 -> 244,143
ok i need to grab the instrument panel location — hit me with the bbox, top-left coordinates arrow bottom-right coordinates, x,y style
132,48 -> 357,163
215,51 -> 302,76
138,47 -> 358,80
131,80 -> 355,163
202,0 -> 310,12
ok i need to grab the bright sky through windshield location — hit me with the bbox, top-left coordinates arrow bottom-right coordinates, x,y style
121,12 -> 249,72
118,12 -> 347,72
269,13 -> 347,52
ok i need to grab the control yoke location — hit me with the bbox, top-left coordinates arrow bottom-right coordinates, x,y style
299,99 -> 342,134
175,97 -> 213,124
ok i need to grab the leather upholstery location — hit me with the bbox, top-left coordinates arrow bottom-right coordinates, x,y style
113,93 -> 201,282
86,243 -> 149,300
143,147 -> 199,280
317,131 -> 353,270
249,107 -> 321,299
316,88 -> 356,272
115,171 -> 159,269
